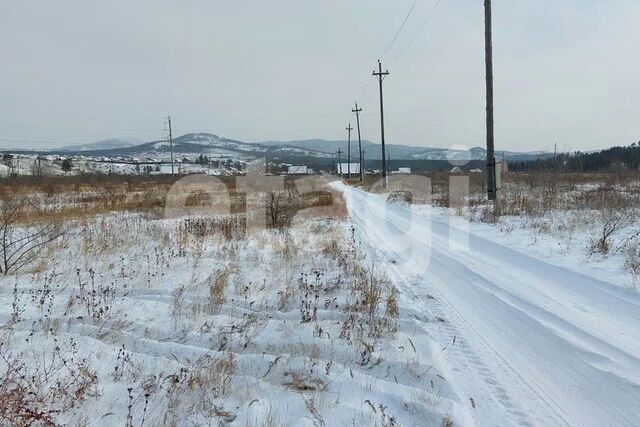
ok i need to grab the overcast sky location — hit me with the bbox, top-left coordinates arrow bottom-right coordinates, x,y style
1,0 -> 638,152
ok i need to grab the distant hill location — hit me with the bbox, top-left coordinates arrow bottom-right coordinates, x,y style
257,139 -> 427,160
10,132 -> 552,163
55,133 -> 333,161
258,138 -> 552,162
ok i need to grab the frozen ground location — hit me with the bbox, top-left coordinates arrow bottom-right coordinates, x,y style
0,208 -> 467,426
4,179 -> 638,426
337,182 -> 640,426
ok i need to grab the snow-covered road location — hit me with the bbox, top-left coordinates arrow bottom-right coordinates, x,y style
338,184 -> 640,427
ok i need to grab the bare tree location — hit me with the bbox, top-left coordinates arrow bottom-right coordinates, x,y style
0,189 -> 65,275
267,191 -> 285,228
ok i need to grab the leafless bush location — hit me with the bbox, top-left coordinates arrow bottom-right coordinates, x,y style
590,207 -> 635,255
361,270 -> 383,333
0,341 -> 99,426
625,244 -> 640,288
387,191 -> 412,205
164,352 -> 237,423
71,268 -> 117,324
0,190 -> 66,275
342,258 -> 395,339
441,414 -> 454,427
187,352 -> 236,398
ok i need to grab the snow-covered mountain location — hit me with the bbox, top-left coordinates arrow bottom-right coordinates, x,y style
52,133 -> 551,162
59,133 -> 334,161
258,139 -> 552,162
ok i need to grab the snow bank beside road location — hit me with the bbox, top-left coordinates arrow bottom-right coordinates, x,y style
336,182 -> 640,427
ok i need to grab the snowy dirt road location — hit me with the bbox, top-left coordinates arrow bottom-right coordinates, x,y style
338,183 -> 640,427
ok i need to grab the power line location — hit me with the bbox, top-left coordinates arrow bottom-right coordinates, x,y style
382,0 -> 419,57
355,0 -> 432,104
351,0 -> 445,132
391,0 -> 444,67
356,75 -> 374,103
407,0 -> 444,49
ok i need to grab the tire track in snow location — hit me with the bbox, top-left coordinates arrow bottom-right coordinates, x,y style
339,184 -> 640,427
351,209 -> 539,426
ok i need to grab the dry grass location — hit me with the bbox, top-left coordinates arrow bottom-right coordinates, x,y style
208,268 -> 230,314
282,371 -> 327,392
0,341 -> 99,427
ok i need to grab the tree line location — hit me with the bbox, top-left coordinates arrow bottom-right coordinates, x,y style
510,142 -> 640,173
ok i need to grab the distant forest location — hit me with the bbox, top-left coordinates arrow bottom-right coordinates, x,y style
511,142 -> 640,173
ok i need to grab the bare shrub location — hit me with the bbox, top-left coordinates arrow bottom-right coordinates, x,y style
165,353 -> 237,423
208,268 -> 229,314
0,189 -> 66,275
387,191 -> 412,205
187,352 -> 236,398
0,342 -> 99,426
625,244 -> 640,288
361,271 -> 383,333
344,258 -> 394,339
384,287 -> 400,331
590,207 -> 635,255
442,414 -> 454,427
469,203 -> 496,224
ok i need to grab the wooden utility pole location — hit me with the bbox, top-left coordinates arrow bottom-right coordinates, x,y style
373,60 -> 390,187
346,124 -> 353,178
167,115 -> 175,176
484,0 -> 498,207
337,149 -> 343,178
352,102 -> 363,181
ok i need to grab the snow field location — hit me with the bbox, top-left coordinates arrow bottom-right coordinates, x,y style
0,209 -> 464,426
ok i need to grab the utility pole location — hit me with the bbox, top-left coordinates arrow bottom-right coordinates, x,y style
352,102 -> 363,181
167,115 -> 175,176
484,0 -> 498,208
337,149 -> 343,178
346,124 -> 353,178
373,60 -> 390,187
361,150 -> 366,177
